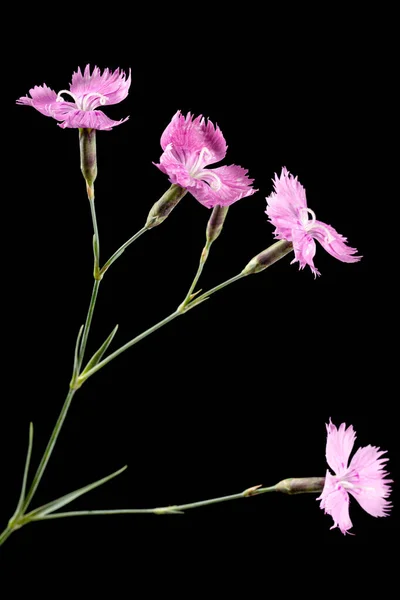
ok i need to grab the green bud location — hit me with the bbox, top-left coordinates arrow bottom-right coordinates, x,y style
79,128 -> 97,200
274,477 -> 325,495
145,184 -> 187,229
242,239 -> 293,275
206,205 -> 229,244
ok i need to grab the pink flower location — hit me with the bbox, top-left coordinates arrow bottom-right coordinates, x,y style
154,111 -> 257,208
17,65 -> 131,131
318,419 -> 392,535
266,167 -> 361,276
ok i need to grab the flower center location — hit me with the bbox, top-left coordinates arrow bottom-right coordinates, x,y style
300,207 -> 335,244
337,476 -> 374,493
189,147 -> 213,176
189,147 -> 222,191
56,90 -> 108,111
300,207 -> 317,228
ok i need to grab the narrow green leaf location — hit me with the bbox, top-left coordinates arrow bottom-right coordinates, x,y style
80,324 -> 119,376
92,233 -> 99,265
25,465 -> 127,520
24,465 -> 127,520
72,325 -> 84,379
13,422 -> 34,516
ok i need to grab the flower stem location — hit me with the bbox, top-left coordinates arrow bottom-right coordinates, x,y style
100,226 -> 149,276
78,271 -> 247,384
78,311 -> 183,382
0,526 -> 14,547
22,388 -> 77,513
28,485 -> 278,519
27,477 -> 325,522
178,241 -> 211,310
178,205 -> 230,311
78,279 -> 100,371
89,198 -> 101,277
187,272 -> 246,309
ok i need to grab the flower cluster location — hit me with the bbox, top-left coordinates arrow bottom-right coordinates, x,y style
13,65 -> 390,543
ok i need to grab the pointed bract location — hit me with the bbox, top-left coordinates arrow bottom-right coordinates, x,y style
266,168 -> 361,276
318,419 -> 392,535
155,111 -> 257,208
17,65 -> 131,131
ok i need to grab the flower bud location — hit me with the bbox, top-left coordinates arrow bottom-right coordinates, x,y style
206,205 -> 229,245
274,477 -> 325,495
242,240 -> 293,275
145,184 -> 187,229
79,128 -> 97,199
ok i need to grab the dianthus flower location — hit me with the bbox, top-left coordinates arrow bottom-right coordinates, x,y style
17,65 -> 131,131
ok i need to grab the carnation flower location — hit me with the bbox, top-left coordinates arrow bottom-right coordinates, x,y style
154,111 -> 256,208
17,65 -> 131,131
266,168 -> 361,276
318,419 -> 392,534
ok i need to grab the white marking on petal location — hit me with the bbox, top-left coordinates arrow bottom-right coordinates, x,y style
56,90 -> 79,105
300,207 -> 317,227
189,147 -> 214,176
81,92 -> 108,111
196,169 -> 222,191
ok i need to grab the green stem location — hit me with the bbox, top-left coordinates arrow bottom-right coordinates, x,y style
187,272 -> 246,309
29,485 -> 278,519
100,227 -> 149,276
77,279 -> 100,371
78,311 -> 182,382
0,526 -> 14,547
22,388 -> 77,512
89,197 -> 100,276
78,271 -> 247,384
178,241 -> 211,310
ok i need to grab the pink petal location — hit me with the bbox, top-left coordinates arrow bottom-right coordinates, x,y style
318,472 -> 353,535
347,445 -> 392,518
273,167 -> 308,208
187,165 -> 257,208
325,419 -> 356,476
16,84 -> 67,118
155,144 -> 194,188
290,229 -> 320,277
70,65 -> 131,107
58,109 -> 129,131
265,168 -> 361,276
266,167 -> 308,235
309,220 -> 361,264
160,111 -> 227,166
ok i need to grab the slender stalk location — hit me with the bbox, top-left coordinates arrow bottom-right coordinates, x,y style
0,527 -> 14,546
89,198 -> 100,276
77,279 -> 100,370
22,388 -> 77,512
187,272 -> 246,309
178,241 -> 211,311
100,226 -> 149,276
78,311 -> 182,381
179,205 -> 229,311
78,271 -> 247,383
13,423 -> 34,517
26,478 -> 325,523
29,485 -> 278,519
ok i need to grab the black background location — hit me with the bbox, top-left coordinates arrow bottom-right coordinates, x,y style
1,4 -> 397,588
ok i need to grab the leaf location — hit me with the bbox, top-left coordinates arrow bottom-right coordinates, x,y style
80,324 -> 119,376
24,465 -> 127,520
13,423 -> 34,518
71,325 -> 84,380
